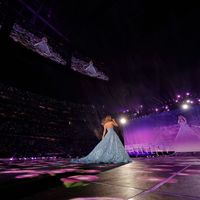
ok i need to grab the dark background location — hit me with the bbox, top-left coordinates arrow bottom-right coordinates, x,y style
1,0 -> 200,112
0,0 -> 200,157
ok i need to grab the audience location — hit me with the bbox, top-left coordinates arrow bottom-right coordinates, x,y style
0,83 -> 101,158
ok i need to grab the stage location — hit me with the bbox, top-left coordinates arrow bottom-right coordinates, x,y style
0,155 -> 200,200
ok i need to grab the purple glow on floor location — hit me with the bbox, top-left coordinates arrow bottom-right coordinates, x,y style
147,168 -> 173,172
67,164 -> 84,167
176,172 -> 190,176
15,174 -> 39,179
0,158 -> 111,184
154,164 -> 174,167
142,176 -> 177,183
47,168 -> 78,174
60,178 -> 80,183
68,175 -> 99,182
185,169 -> 200,175
0,169 -> 37,174
166,178 -> 177,183
78,169 -> 101,174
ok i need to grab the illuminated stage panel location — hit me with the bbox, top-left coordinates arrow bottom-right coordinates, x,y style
124,106 -> 200,153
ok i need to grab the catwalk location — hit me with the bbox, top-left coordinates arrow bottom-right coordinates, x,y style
1,155 -> 200,199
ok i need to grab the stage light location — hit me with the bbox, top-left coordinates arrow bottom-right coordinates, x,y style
181,103 -> 189,110
120,117 -> 127,124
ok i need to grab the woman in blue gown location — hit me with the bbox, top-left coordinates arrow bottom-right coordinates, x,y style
173,115 -> 200,152
71,116 -> 132,164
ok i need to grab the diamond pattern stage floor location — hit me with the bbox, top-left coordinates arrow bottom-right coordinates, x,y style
1,155 -> 200,199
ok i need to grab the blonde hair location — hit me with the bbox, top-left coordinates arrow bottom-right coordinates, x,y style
101,115 -> 113,125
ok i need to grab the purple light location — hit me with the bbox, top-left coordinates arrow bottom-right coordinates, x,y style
15,174 -> 39,179
78,169 -> 101,174
48,169 -> 73,174
155,108 -> 159,112
66,163 -> 83,168
68,175 -> 99,182
144,177 -> 164,182
177,95 -> 181,98
176,172 -> 190,176
154,164 -> 173,167
0,169 -> 37,174
186,92 -> 190,96
185,169 -> 200,174
141,176 -> 177,183
167,178 -> 177,183
148,168 -> 172,172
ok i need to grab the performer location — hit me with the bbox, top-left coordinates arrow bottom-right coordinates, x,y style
71,115 -> 132,163
174,115 -> 200,152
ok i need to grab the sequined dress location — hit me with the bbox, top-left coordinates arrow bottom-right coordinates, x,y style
71,127 -> 132,163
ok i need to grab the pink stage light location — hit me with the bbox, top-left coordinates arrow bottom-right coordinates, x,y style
68,175 -> 99,182
78,169 -> 101,174
15,174 -> 39,179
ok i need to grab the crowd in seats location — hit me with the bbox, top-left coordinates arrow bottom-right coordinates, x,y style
0,83 -> 103,158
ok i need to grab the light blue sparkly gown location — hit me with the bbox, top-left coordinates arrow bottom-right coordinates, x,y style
71,127 -> 132,164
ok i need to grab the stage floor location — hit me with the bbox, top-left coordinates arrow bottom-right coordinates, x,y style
1,155 -> 200,199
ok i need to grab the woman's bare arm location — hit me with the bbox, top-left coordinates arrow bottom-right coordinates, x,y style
112,119 -> 118,127
102,127 -> 106,139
